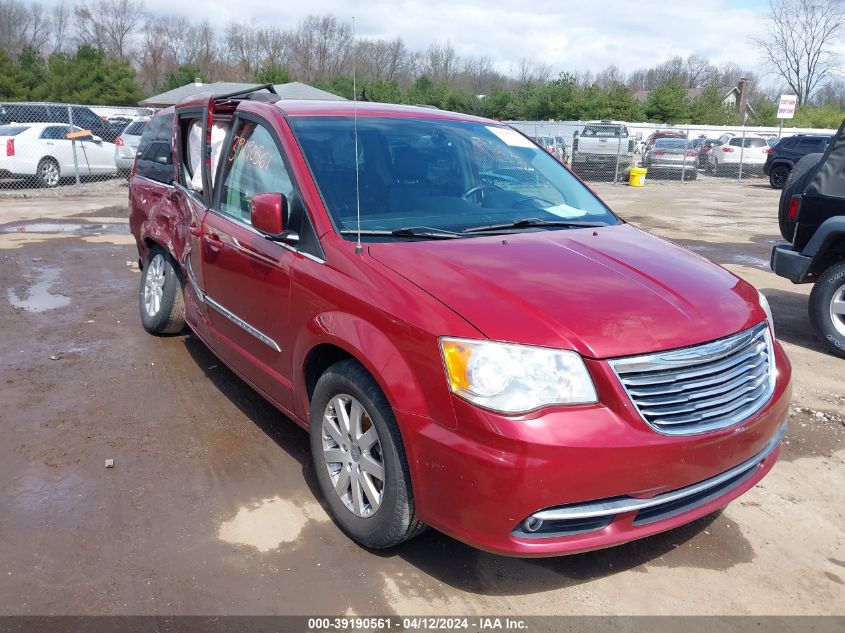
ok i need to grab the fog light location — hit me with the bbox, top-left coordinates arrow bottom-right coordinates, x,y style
523,517 -> 544,533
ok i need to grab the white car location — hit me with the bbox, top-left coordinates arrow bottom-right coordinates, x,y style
0,122 -> 117,187
706,133 -> 770,176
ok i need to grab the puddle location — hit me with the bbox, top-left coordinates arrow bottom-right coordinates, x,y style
725,254 -> 770,269
683,244 -> 770,270
1,221 -> 125,235
218,496 -> 328,552
7,267 -> 71,312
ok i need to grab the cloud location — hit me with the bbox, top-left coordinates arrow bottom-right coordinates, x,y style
40,0 -> 767,74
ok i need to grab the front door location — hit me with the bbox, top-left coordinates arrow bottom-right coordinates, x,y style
201,114 -> 297,410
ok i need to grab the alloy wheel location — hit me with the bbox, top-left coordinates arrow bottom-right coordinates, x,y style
771,166 -> 788,188
321,393 -> 385,518
143,253 -> 166,317
830,282 -> 845,337
41,161 -> 59,187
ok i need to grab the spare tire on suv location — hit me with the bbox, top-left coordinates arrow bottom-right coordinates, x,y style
778,152 -> 823,242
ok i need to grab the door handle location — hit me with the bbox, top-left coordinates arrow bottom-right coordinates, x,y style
189,222 -> 202,237
204,233 -> 223,251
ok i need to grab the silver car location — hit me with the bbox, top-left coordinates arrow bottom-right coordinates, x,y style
114,118 -> 148,174
643,138 -> 698,180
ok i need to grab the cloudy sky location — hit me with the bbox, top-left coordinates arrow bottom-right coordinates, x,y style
48,0 -> 772,74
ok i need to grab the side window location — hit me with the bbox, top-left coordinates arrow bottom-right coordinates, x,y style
41,126 -> 69,140
136,112 -> 174,183
72,108 -> 101,130
218,119 -> 293,224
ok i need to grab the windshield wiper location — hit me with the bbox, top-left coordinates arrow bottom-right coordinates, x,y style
462,218 -> 609,234
339,227 -> 463,240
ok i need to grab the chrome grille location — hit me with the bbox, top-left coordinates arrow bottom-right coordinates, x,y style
609,323 -> 775,435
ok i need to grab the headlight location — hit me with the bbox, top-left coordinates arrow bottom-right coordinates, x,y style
758,290 -> 775,337
439,338 -> 597,413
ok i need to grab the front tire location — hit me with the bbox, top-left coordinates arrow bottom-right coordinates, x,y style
769,164 -> 790,189
310,360 -> 424,549
37,158 -> 60,188
809,262 -> 845,358
138,245 -> 185,334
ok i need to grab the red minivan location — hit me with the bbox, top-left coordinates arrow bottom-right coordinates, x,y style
129,87 -> 791,557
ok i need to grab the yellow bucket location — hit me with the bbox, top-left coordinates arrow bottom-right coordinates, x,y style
628,167 -> 647,187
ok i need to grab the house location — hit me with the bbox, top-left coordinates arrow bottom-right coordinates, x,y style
632,78 -> 754,119
139,81 -> 346,108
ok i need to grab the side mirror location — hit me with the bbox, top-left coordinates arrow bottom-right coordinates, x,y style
91,135 -> 103,143
250,192 -> 298,245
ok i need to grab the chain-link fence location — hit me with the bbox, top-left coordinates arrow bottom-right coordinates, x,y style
0,100 -> 839,193
508,120 -> 837,185
0,101 -> 151,194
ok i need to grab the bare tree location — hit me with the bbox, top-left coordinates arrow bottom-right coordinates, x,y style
356,37 -> 411,83
0,0 -> 53,56
754,0 -> 845,105
136,16 -> 170,92
223,22 -> 263,78
184,21 -> 219,80
51,2 -> 72,53
288,14 -> 351,82
594,65 -> 626,89
74,0 -> 145,59
512,57 -> 551,85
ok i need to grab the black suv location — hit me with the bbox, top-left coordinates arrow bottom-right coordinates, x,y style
764,133 -> 833,189
771,121 -> 845,357
0,102 -> 119,142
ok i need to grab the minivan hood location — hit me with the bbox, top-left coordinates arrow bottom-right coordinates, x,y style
369,224 -> 763,359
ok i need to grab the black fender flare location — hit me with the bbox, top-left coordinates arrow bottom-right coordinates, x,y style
803,216 -> 845,273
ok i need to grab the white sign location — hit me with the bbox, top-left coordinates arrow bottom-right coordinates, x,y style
778,95 -> 797,119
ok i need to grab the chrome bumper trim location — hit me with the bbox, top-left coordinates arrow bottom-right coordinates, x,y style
532,421 -> 786,522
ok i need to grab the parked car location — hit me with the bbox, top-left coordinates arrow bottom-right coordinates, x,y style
771,120 -> 845,357
115,118 -> 148,174
706,134 -> 770,176
643,138 -> 698,179
0,122 -> 117,187
644,129 -> 687,153
130,89 -> 790,557
571,120 -> 636,178
554,135 -> 570,163
108,118 -> 131,137
0,102 -> 120,142
691,138 -> 718,167
530,135 -> 568,163
763,133 -> 833,189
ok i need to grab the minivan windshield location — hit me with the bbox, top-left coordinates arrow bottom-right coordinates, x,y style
289,116 -> 619,239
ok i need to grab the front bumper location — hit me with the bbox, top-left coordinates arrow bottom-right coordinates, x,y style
403,341 -> 791,556
771,243 -> 812,283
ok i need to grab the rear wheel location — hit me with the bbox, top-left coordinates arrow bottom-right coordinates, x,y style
778,153 -> 823,242
310,359 -> 425,549
809,262 -> 845,358
138,245 -> 185,334
37,158 -> 60,188
769,164 -> 790,189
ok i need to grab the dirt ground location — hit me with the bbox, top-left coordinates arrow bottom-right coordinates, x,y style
0,179 -> 843,617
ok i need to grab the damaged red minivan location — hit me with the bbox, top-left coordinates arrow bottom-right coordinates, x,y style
129,86 -> 791,556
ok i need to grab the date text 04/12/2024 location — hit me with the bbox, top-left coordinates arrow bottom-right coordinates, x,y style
307,617 -> 529,631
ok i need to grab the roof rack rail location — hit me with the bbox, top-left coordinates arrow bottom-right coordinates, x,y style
214,84 -> 279,103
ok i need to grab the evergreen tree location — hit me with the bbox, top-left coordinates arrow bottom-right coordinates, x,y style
163,65 -> 206,92
644,80 -> 689,123
0,51 -> 24,100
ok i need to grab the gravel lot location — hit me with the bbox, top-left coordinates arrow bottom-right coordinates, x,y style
0,180 -> 843,617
